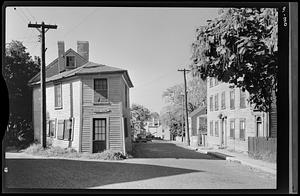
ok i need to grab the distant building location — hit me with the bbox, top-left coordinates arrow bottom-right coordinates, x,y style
28,41 -> 134,154
206,77 -> 276,153
145,118 -> 171,140
188,106 -> 207,147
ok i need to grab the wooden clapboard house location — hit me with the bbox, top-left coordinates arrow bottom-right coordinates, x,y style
28,41 -> 134,154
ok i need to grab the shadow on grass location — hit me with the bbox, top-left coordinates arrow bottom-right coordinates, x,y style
4,158 -> 202,189
132,142 -> 221,160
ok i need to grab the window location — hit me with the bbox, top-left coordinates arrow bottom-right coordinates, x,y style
240,89 -> 246,108
221,91 -> 226,109
215,121 -> 219,137
93,119 -> 106,141
64,118 -> 73,141
210,96 -> 213,111
209,77 -> 213,87
94,79 -> 108,103
47,120 -> 56,137
230,119 -> 235,139
124,118 -> 128,137
215,78 -> 219,86
57,120 -> 64,140
66,56 -> 75,68
230,89 -> 235,110
215,94 -> 219,111
54,83 -> 62,108
210,121 -> 213,136
240,119 -> 246,140
256,117 -> 263,137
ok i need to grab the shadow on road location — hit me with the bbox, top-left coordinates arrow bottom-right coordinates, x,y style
132,141 -> 221,160
4,158 -> 202,189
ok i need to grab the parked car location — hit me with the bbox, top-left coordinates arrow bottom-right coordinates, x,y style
135,134 -> 147,143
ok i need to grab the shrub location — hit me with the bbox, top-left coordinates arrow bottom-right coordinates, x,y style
83,150 -> 126,160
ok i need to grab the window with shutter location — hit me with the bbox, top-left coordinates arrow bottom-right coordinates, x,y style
221,91 -> 226,110
57,120 -> 64,140
210,121 -> 213,136
240,89 -> 246,108
210,96 -> 213,111
215,94 -> 219,111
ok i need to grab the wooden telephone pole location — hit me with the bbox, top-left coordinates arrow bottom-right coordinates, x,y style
28,22 -> 57,148
178,68 -> 190,146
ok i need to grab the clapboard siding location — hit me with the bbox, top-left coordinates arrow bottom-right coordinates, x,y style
270,95 -> 277,138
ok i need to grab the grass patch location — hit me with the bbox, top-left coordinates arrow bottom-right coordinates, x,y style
23,143 -> 126,160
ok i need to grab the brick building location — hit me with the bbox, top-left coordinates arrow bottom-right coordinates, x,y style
206,77 -> 273,153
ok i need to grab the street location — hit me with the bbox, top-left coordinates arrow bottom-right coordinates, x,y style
4,140 -> 276,189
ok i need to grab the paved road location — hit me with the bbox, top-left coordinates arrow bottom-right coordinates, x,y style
4,140 -> 276,189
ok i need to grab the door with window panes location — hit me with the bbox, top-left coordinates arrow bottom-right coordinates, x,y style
93,118 -> 107,153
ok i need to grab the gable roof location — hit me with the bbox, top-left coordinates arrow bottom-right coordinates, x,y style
28,48 -> 88,84
29,61 -> 134,87
28,48 -> 134,88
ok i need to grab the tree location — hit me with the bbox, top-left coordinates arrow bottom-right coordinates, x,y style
162,77 -> 206,113
190,8 -> 278,112
130,103 -> 151,135
160,77 -> 206,138
3,40 -> 40,147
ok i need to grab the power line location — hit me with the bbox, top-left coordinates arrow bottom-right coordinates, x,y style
61,8 -> 97,39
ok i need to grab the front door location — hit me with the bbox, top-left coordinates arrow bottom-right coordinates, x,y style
93,118 -> 106,153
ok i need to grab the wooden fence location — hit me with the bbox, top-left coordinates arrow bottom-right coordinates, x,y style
248,137 -> 277,155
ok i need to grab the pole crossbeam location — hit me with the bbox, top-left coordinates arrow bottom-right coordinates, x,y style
28,22 -> 57,148
178,68 -> 191,146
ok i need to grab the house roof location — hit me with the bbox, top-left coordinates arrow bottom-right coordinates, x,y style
189,106 -> 207,117
28,49 -> 134,87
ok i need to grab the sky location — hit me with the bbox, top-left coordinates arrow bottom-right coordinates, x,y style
5,6 -> 219,113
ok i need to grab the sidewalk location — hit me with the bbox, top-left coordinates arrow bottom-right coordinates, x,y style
170,140 -> 276,175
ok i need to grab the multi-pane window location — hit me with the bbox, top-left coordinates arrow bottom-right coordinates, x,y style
230,119 -> 235,139
210,121 -> 213,136
240,89 -> 246,108
240,119 -> 246,140
66,56 -> 75,68
93,119 -> 106,141
215,94 -> 219,111
210,96 -> 213,111
209,77 -> 213,88
215,121 -> 219,137
221,91 -> 226,109
54,83 -> 62,108
94,79 -> 108,103
230,89 -> 235,110
47,120 -> 56,137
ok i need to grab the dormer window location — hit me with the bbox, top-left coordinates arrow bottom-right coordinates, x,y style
66,56 -> 75,68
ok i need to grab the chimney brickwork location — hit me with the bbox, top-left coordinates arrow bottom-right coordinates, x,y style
57,41 -> 65,73
77,41 -> 89,61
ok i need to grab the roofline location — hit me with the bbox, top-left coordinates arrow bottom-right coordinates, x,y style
28,48 -> 88,85
29,69 -> 134,87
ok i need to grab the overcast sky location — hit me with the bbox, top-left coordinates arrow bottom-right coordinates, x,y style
5,7 -> 219,113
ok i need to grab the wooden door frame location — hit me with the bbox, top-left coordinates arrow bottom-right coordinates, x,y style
90,115 -> 109,153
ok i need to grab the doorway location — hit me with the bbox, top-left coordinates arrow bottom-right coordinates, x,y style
221,119 -> 227,146
93,118 -> 107,153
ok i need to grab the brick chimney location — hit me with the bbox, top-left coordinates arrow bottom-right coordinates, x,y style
57,41 -> 65,73
77,41 -> 89,61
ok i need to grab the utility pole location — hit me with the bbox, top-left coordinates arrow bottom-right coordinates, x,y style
28,22 -> 57,148
178,68 -> 190,146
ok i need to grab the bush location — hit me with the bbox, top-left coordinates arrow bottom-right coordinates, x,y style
83,150 -> 126,160
248,151 -> 276,163
23,143 -> 126,160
